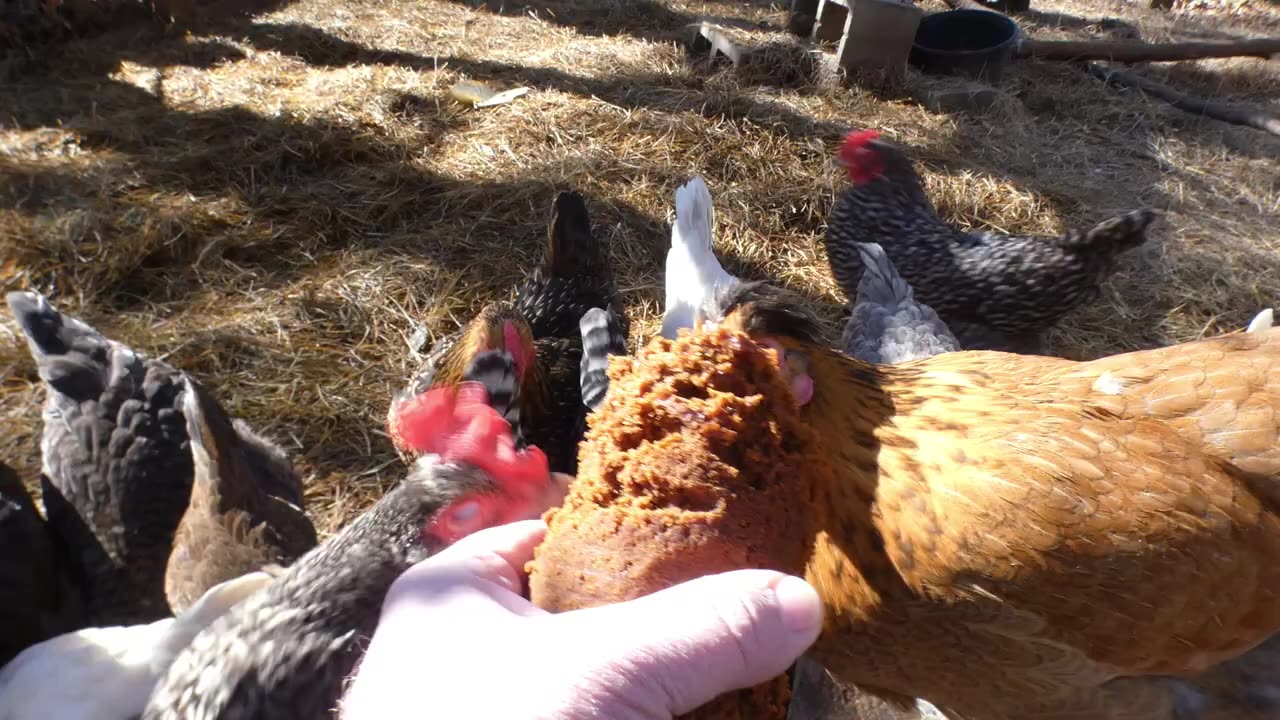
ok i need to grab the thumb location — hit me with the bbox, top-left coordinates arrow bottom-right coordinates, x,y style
576,569 -> 824,716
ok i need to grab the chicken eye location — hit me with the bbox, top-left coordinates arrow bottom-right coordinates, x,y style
442,498 -> 489,540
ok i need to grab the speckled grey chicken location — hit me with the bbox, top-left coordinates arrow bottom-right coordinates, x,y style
163,376 -> 316,615
7,291 -> 192,625
0,461 -> 84,669
388,190 -> 627,475
841,241 -> 959,364
6,291 -> 307,625
144,383 -> 569,720
825,130 -> 1157,354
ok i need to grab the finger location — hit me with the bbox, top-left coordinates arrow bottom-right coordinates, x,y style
573,569 -> 824,715
383,520 -> 548,620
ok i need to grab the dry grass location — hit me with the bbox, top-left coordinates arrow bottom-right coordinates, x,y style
2,0 -> 1278,536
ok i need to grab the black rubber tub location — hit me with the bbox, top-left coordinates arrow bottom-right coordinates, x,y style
909,9 -> 1020,84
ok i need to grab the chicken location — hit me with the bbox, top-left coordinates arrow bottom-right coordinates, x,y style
0,461 -> 84,669
6,291 -> 305,625
144,384 -> 569,720
841,241 -> 960,364
389,190 -> 626,475
825,130 -> 1157,354
7,290 -> 192,625
532,185 -> 1280,719
163,376 -> 317,614
716,280 -> 1280,718
0,570 -> 272,720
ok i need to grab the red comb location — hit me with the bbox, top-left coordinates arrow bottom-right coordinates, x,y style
388,383 -> 549,486
841,129 -> 880,151
838,130 -> 885,184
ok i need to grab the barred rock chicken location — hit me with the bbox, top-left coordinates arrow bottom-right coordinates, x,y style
6,292 -> 306,624
0,570 -> 271,720
0,461 -> 84,669
841,241 -> 960,364
7,291 -> 192,624
532,174 -> 1280,719
163,376 -> 316,614
825,130 -> 1157,354
144,384 -> 569,720
388,190 -> 626,475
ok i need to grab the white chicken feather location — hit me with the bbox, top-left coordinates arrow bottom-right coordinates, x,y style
660,176 -> 738,339
1247,308 -> 1273,333
0,571 -> 272,720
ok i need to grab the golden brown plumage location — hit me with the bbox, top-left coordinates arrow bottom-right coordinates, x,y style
709,281 -> 1280,719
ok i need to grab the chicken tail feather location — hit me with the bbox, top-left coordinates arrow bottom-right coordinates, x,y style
661,175 -> 734,339
1247,309 -> 1273,334
462,349 -> 526,449
854,241 -> 916,307
579,307 -> 628,413
1056,209 -> 1158,254
6,290 -> 116,401
544,191 -> 603,281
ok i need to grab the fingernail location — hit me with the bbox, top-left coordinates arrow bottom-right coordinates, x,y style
771,575 -> 823,634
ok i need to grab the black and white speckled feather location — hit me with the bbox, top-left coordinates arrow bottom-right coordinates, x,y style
578,307 -> 628,414
842,242 -> 959,364
141,460 -> 509,720
7,291 -> 193,626
0,462 -> 85,669
825,135 -> 1157,349
462,349 -> 525,447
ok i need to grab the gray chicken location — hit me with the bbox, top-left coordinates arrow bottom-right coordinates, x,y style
7,291 -> 193,625
841,241 -> 959,364
6,291 -> 303,625
825,130 -> 1157,354
143,369 -> 568,720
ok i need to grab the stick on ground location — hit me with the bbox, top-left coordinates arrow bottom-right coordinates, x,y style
1021,37 -> 1280,62
1085,62 -> 1280,137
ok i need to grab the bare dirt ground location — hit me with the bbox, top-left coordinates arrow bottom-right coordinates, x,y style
2,0 -> 1277,536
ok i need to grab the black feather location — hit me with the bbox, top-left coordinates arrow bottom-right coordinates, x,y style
715,281 -> 824,344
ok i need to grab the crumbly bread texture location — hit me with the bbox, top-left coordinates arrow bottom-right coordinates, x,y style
528,326 -> 824,719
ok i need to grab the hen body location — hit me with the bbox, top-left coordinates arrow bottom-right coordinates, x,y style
842,241 -> 959,364
145,443 -> 568,720
706,281 -> 1280,720
7,291 -> 193,625
163,377 -> 316,615
390,191 -> 626,474
825,131 -> 1156,353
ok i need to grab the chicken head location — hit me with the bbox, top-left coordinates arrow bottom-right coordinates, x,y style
389,383 -> 567,546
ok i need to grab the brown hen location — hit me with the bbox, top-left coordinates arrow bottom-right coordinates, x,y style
533,275 -> 1280,720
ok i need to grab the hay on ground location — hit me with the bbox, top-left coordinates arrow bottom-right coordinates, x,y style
2,0 -> 1278,536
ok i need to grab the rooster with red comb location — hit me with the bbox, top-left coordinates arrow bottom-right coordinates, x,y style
826,129 -> 1158,354
388,190 -> 628,475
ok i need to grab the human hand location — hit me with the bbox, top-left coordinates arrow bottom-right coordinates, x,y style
341,519 -> 824,720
